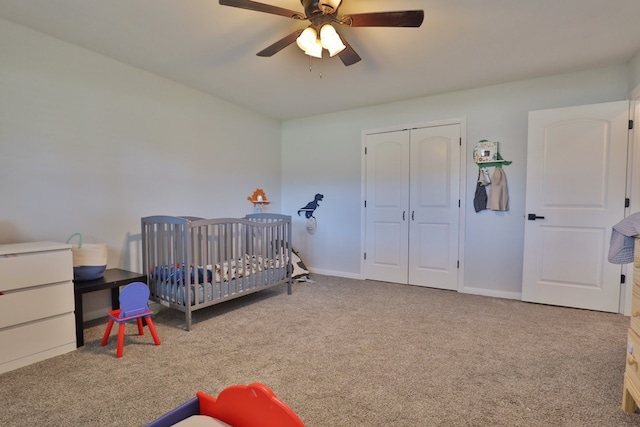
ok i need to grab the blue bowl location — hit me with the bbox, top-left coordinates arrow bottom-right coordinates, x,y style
73,265 -> 107,281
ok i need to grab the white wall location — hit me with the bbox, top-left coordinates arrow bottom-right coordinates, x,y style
282,65 -> 630,298
0,18 -> 282,319
1,17 -> 636,314
629,49 -> 640,95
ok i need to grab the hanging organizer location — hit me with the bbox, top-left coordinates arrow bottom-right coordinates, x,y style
473,139 -> 511,212
473,139 -> 512,168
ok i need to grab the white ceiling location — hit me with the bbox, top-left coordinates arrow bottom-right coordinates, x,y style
1,0 -> 640,120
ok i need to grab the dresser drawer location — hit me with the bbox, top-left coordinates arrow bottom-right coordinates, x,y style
0,281 -> 73,329
625,329 -> 640,392
0,312 -> 76,371
0,249 -> 72,292
634,250 -> 640,284
630,283 -> 640,336
634,238 -> 640,284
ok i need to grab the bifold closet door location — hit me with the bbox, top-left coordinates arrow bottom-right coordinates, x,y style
364,130 -> 411,284
364,124 -> 461,290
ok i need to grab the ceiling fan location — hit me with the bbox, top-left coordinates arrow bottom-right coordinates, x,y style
218,0 -> 424,66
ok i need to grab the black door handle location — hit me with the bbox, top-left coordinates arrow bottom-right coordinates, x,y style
528,214 -> 545,221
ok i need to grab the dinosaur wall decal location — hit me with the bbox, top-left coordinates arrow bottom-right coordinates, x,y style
298,193 -> 324,219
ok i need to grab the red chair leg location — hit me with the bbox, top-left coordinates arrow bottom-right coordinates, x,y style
101,319 -> 115,346
116,323 -> 126,358
136,318 -> 144,335
145,316 -> 161,346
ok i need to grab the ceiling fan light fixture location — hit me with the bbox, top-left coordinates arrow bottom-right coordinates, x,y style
296,27 -> 323,58
319,0 -> 341,14
320,24 -> 346,57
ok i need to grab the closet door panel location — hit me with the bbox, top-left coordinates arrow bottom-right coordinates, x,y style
414,137 -> 449,207
413,223 -> 450,270
364,131 -> 410,283
409,125 -> 460,290
371,222 -> 404,266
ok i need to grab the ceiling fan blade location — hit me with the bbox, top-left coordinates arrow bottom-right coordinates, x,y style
337,38 -> 361,66
342,10 -> 424,27
257,29 -> 304,57
219,0 -> 305,20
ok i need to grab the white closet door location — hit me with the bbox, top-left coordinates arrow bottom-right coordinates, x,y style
408,125 -> 461,290
364,130 -> 410,283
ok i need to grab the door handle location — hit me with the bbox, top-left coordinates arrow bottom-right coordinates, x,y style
403,211 -> 406,221
411,211 -> 415,221
527,214 -> 545,221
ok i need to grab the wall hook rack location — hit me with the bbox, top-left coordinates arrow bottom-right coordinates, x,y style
476,152 -> 512,168
473,140 -> 512,168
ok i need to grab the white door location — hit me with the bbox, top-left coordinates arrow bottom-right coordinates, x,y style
522,101 -> 630,312
365,124 -> 461,290
408,126 -> 461,290
364,130 -> 410,283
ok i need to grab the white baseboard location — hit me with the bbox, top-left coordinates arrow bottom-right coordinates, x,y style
459,286 -> 522,301
308,268 -> 363,280
308,269 -> 523,302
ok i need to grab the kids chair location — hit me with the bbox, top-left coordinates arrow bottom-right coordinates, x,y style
100,281 -> 160,358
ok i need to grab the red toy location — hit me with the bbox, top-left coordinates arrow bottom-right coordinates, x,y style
146,383 -> 305,427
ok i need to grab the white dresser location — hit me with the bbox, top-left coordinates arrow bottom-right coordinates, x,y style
0,241 -> 76,374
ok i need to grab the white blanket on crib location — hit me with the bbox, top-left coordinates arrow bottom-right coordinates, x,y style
208,254 -> 282,282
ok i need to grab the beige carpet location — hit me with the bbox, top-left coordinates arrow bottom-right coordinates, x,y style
0,275 -> 638,426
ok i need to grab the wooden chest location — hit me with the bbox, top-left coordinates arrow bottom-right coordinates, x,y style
623,238 -> 640,412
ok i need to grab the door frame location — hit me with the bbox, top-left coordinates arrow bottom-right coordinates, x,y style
360,117 -> 467,291
625,89 -> 640,315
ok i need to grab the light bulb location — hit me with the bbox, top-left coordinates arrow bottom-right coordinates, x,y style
296,27 -> 317,51
320,24 -> 346,57
296,27 -> 322,58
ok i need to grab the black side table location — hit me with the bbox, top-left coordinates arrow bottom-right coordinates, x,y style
73,268 -> 146,347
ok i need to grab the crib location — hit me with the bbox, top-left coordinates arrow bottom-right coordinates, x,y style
141,213 -> 292,330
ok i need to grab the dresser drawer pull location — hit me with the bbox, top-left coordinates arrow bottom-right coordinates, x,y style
628,355 -> 638,366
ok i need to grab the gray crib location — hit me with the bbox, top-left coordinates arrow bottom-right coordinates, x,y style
141,213 -> 292,330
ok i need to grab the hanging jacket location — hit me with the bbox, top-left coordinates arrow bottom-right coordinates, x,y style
488,167 -> 509,211
473,169 -> 488,213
